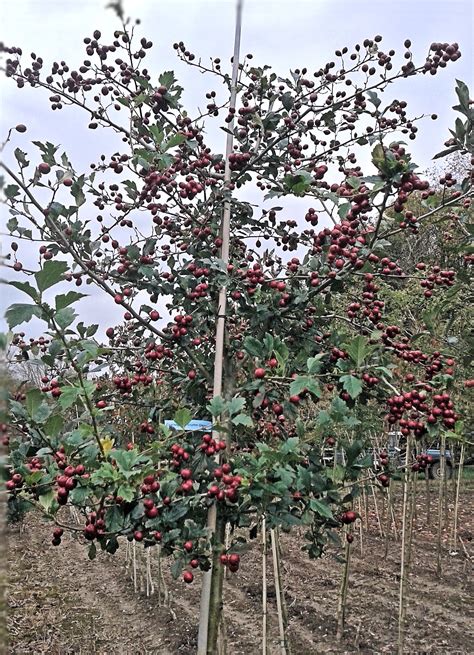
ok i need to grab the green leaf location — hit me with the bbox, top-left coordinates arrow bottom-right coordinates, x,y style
71,176 -> 86,207
44,414 -> 64,438
105,536 -> 119,554
32,401 -> 52,424
171,557 -> 183,579
26,389 -> 42,417
174,407 -> 192,429
283,169 -> 313,196
35,260 -> 69,292
433,145 -> 460,160
290,376 -> 321,398
158,71 -> 176,89
346,176 -> 361,189
228,396 -> 246,416
149,125 -> 164,144
32,141 -> 58,165
309,498 -> 334,520
371,143 -> 385,170
88,542 -> 97,560
5,303 -> 42,328
55,291 -> 87,311
163,133 -> 186,150
338,203 -> 351,219
106,505 -> 125,533
7,216 -> 18,232
9,280 -> 38,301
307,354 -> 325,374
46,202 -> 67,219
231,413 -> 253,427
345,335 -> 373,367
69,485 -> 90,505
243,336 -> 263,358
117,484 -> 135,503
207,396 -> 227,417
281,437 -> 299,455
58,386 -> 81,409
330,396 -> 348,420
123,180 -> 138,200
281,92 -> 294,111
366,90 -> 381,108
455,79 -> 470,114
14,147 -> 29,168
55,307 -> 76,329
4,184 -> 20,199
340,375 -> 363,399
38,490 -> 55,512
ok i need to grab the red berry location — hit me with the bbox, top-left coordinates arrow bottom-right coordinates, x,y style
183,571 -> 194,583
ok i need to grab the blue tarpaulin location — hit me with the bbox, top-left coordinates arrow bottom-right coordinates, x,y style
164,419 -> 212,432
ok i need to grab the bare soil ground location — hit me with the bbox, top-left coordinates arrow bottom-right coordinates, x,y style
5,481 -> 474,654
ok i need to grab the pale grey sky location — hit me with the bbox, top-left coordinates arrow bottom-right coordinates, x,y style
1,0 -> 472,335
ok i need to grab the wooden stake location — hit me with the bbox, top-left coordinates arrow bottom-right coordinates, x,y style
370,481 -> 384,538
451,443 -> 464,554
197,2 -> 243,653
398,434 -> 412,655
357,496 -> 364,556
132,540 -> 137,593
271,528 -> 288,655
436,433 -> 446,578
336,528 -> 352,641
262,516 -> 268,655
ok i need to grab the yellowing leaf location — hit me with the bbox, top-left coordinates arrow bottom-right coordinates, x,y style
100,437 -> 115,456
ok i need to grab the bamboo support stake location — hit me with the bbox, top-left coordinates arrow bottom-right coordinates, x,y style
406,470 -> 417,574
225,521 -> 232,580
425,468 -> 431,527
390,496 -> 399,540
370,481 -> 384,538
132,541 -> 138,593
157,545 -> 162,604
451,443 -> 464,554
357,496 -> 364,556
262,516 -> 268,655
197,3 -> 243,653
362,484 -> 369,532
436,433 -> 447,578
398,435 -> 412,655
384,482 -> 396,557
336,528 -> 352,641
271,528 -> 288,655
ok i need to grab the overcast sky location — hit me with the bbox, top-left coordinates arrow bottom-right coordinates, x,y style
1,0 -> 473,336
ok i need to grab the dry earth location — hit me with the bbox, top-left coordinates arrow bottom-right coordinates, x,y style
5,481 -> 474,654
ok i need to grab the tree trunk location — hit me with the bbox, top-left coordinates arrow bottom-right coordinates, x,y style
398,434 -> 412,655
206,515 -> 227,654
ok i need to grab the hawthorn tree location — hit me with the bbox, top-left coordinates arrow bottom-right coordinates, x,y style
1,2 -> 472,652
